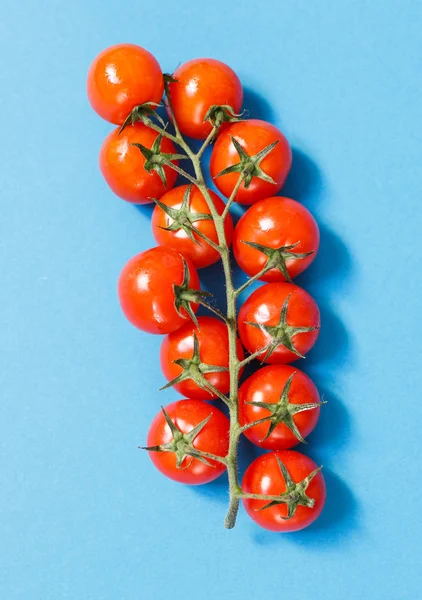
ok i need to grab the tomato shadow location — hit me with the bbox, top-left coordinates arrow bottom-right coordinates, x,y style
250,468 -> 360,549
243,86 -> 277,124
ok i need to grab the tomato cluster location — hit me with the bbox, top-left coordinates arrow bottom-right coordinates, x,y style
87,43 -> 326,532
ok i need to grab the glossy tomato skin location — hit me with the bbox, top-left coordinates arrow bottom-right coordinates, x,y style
238,283 -> 320,364
160,316 -> 244,400
152,185 -> 234,268
117,247 -> 200,334
242,450 -> 326,532
87,44 -> 164,125
100,123 -> 178,204
238,365 -> 321,449
210,120 -> 292,204
233,197 -> 319,282
168,58 -> 243,140
147,399 -> 229,484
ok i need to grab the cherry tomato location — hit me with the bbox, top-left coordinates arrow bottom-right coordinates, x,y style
100,123 -> 179,204
233,196 -> 319,282
160,316 -> 244,400
87,44 -> 164,125
118,247 -> 201,334
167,58 -> 243,140
210,120 -> 292,204
146,399 -> 229,484
238,365 -> 321,450
151,184 -> 234,268
238,282 -> 320,364
242,450 -> 326,532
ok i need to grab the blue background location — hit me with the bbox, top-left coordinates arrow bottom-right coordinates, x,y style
1,1 -> 421,598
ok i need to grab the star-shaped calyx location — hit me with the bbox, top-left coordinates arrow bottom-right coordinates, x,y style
245,294 -> 319,361
132,129 -> 186,187
119,101 -> 164,134
203,104 -> 245,129
257,455 -> 322,519
247,372 -> 324,444
172,257 -> 213,327
242,240 -> 314,283
154,185 -> 213,244
160,332 -> 228,395
214,136 -> 279,189
142,407 -> 215,469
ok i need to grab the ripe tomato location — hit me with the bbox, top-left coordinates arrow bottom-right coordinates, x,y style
87,44 -> 164,125
210,120 -> 292,204
100,123 -> 179,204
238,365 -> 322,450
238,282 -> 320,364
118,247 -> 201,334
242,450 -> 326,532
233,197 -> 319,282
146,399 -> 229,484
167,58 -> 243,140
151,184 -> 234,269
160,316 -> 244,400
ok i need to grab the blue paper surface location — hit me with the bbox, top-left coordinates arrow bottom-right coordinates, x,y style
1,1 -> 421,598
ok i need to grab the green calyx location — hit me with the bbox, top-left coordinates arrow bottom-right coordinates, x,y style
247,372 -> 324,443
119,102 -> 164,134
154,184 -> 213,245
203,104 -> 245,129
245,294 -> 319,361
132,129 -> 186,186
160,332 -> 228,396
142,407 -> 215,469
257,456 -> 322,518
214,136 -> 279,189
242,240 -> 314,284
173,257 -> 212,327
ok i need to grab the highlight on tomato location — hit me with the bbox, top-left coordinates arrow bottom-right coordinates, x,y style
145,399 -> 229,484
167,58 -> 243,139
152,184 -> 234,268
238,282 -> 320,364
242,450 -> 326,532
160,316 -> 244,400
238,365 -> 323,450
210,119 -> 292,204
117,247 -> 208,334
233,196 -> 319,282
100,123 -> 181,204
87,43 -> 164,125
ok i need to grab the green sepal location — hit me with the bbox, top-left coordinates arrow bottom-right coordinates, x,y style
159,332 -> 228,396
132,129 -> 187,186
246,372 -> 325,444
245,294 -> 319,361
119,102 -> 164,134
173,256 -> 212,327
214,136 -> 279,189
154,185 -> 213,245
141,407 -> 215,470
242,240 -> 314,284
203,104 -> 245,129
256,456 -> 322,519
163,73 -> 178,95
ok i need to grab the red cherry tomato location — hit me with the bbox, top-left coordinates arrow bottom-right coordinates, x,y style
118,247 -> 200,334
99,123 -> 179,204
210,120 -> 292,204
242,450 -> 326,532
146,399 -> 229,484
238,365 -> 321,450
151,184 -> 234,269
167,58 -> 243,140
233,197 -> 319,282
160,316 -> 244,400
238,282 -> 320,364
87,44 -> 164,125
